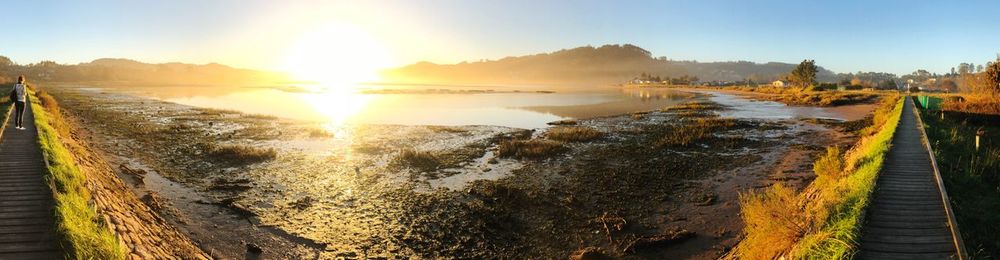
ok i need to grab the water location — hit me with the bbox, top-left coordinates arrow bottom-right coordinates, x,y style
111,85 -> 698,129
690,90 -> 876,121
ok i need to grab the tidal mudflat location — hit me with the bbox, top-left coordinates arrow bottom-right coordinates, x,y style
48,84 -> 872,259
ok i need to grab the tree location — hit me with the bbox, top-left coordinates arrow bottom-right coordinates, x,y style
0,56 -> 12,67
985,59 -> 1000,95
939,78 -> 958,92
850,77 -> 863,86
878,79 -> 897,90
788,59 -> 818,88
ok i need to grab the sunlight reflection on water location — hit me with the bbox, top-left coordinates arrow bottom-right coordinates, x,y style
125,85 -> 696,129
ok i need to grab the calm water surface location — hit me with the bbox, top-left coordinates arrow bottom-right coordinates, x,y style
117,85 -> 697,129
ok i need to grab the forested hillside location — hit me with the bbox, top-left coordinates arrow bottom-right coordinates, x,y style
380,44 -> 837,85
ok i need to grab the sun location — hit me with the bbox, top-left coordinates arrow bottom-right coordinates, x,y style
283,23 -> 394,87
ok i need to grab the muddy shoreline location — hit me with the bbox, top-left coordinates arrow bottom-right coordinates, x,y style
47,84 -> 864,258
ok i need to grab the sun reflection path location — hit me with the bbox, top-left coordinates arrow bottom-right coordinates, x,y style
301,88 -> 373,139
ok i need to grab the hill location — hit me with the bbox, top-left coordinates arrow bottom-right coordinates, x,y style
0,56 -> 286,84
380,44 -> 837,85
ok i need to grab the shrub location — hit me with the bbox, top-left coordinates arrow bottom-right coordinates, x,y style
736,184 -> 808,259
546,126 -> 604,142
35,90 -> 72,136
205,144 -> 277,164
497,139 -> 566,159
654,118 -> 735,147
813,146 -> 844,179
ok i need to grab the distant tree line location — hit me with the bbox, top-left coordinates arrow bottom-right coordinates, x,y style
633,72 -> 699,85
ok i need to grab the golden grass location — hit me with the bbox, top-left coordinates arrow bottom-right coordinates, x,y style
813,146 -> 844,179
393,148 -> 442,172
546,126 -> 604,142
497,139 -> 566,159
737,183 -> 809,259
942,94 -> 1000,115
654,118 -> 735,147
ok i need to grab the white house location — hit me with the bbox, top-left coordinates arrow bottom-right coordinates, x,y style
772,80 -> 788,87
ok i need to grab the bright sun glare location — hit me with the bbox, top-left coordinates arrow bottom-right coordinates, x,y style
283,23 -> 394,87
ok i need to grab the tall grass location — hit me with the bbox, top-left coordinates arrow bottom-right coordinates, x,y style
497,139 -> 566,159
654,118 -> 735,147
393,148 -> 443,172
203,143 -> 277,165
545,126 -> 604,142
29,89 -> 125,259
812,146 -> 844,179
733,95 -> 903,258
921,106 -> 1000,257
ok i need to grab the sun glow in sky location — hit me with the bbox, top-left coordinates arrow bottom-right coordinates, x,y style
282,23 -> 395,86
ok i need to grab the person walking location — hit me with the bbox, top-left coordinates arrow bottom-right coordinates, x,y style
11,75 -> 27,130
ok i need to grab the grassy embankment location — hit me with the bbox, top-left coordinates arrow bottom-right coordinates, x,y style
919,98 -> 1000,258
627,83 -> 882,106
734,94 -> 903,259
0,95 -> 9,124
31,88 -> 124,258
725,86 -> 881,106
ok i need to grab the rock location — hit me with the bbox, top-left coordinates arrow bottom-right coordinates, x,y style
141,193 -> 165,211
623,229 -> 696,253
246,242 -> 263,254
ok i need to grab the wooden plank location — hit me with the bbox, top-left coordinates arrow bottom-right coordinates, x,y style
860,241 -> 958,254
857,250 -> 956,260
0,251 -> 62,259
863,234 -> 955,244
0,232 -> 57,243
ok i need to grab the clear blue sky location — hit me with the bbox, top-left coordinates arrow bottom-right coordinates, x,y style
2,0 -> 999,75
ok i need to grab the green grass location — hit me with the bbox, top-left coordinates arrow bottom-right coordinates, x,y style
29,89 -> 125,259
920,107 -> 1000,258
0,96 -> 10,124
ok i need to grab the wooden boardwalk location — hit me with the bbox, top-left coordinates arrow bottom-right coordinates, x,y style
0,102 -> 61,259
858,96 -> 964,259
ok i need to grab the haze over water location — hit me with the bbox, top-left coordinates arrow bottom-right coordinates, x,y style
111,85 -> 698,129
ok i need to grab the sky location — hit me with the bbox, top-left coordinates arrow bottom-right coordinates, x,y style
2,0 -> 1000,76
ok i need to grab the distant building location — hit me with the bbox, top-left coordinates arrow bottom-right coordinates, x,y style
772,80 -> 788,87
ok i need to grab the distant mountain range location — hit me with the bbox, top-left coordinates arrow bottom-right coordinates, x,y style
0,56 -> 286,85
380,44 -> 837,85
4,44 -> 841,86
